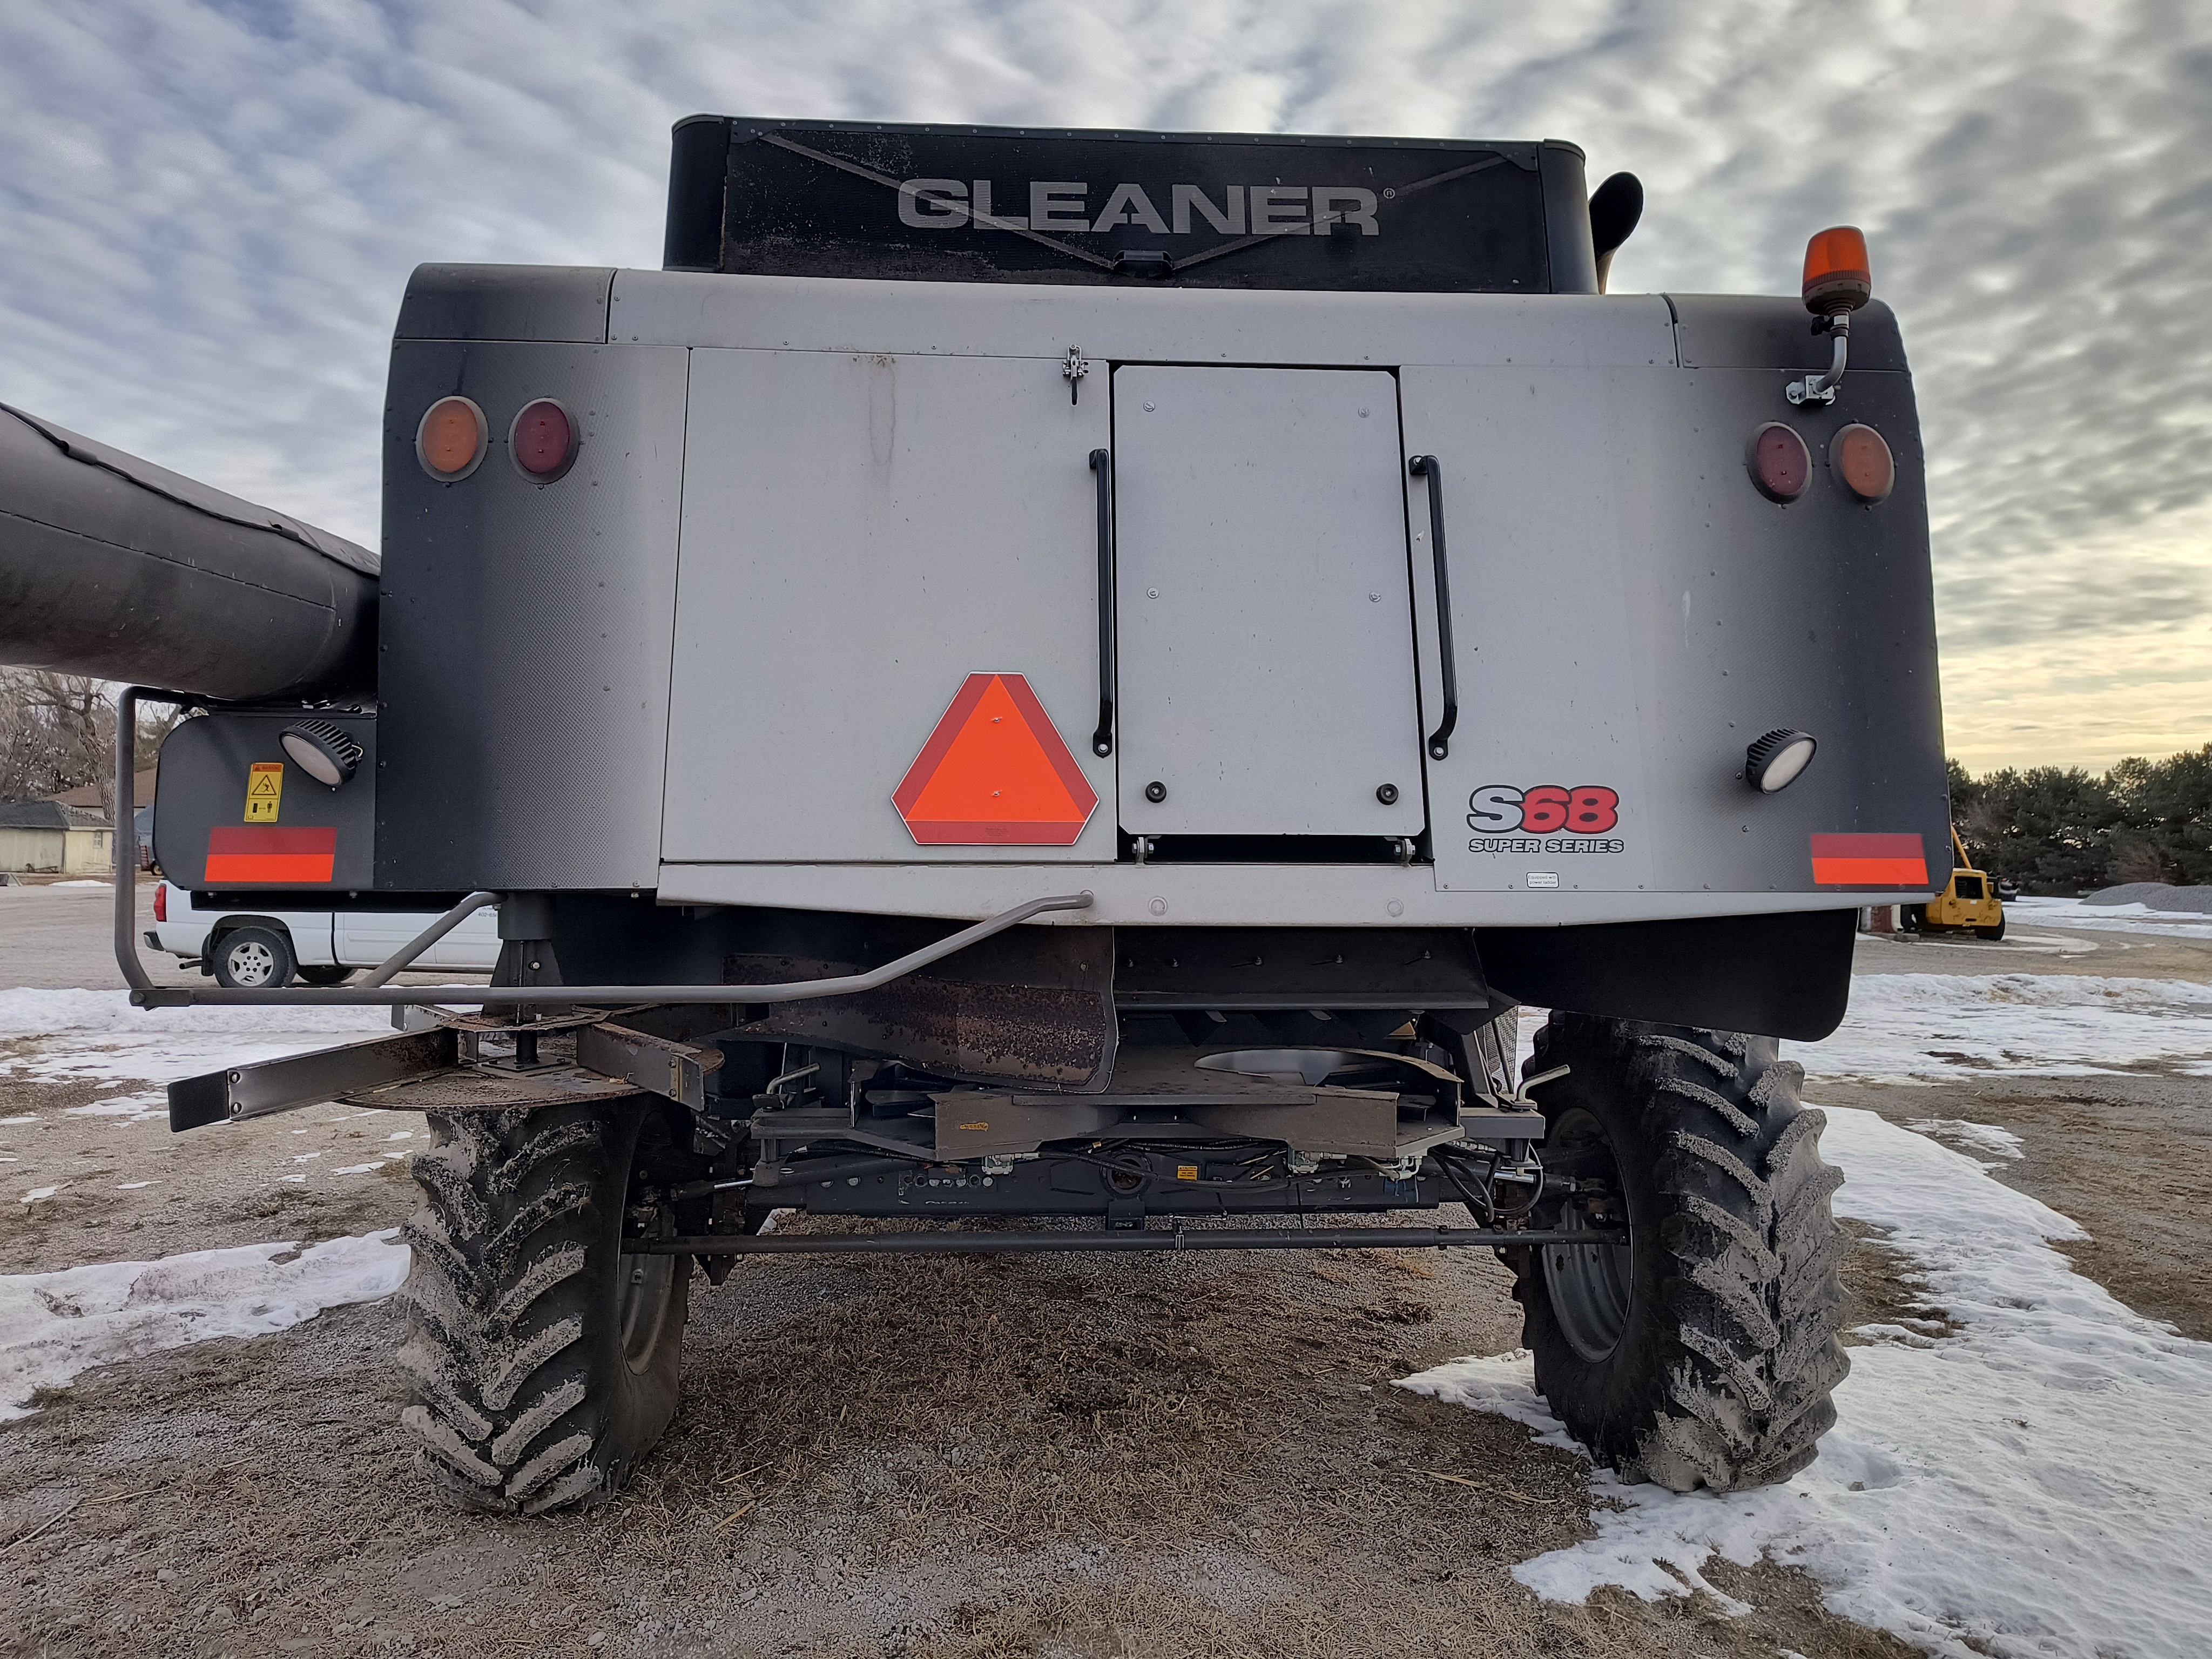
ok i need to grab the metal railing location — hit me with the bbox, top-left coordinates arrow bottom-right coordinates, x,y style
113,686 -> 1092,1010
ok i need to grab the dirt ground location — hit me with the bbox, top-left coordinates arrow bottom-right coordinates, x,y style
2,901 -> 2206,1658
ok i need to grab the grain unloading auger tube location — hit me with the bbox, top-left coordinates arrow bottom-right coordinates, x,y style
0,404 -> 376,703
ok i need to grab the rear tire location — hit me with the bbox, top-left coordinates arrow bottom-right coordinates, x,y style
1509,1012 -> 1849,1493
212,926 -> 295,989
398,1098 -> 688,1513
297,964 -> 356,986
1975,916 -> 2006,941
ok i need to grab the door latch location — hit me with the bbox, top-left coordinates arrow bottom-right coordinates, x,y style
1064,346 -> 1090,404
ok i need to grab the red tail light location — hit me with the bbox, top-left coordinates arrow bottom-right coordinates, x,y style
510,399 -> 576,480
1747,422 -> 1811,502
153,881 -> 167,922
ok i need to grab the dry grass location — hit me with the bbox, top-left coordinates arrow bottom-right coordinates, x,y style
623,1235 -> 1566,1566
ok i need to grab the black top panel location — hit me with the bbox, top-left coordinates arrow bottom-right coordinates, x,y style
666,117 -> 1576,293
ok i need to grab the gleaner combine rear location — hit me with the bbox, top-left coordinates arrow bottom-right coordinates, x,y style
0,119 -> 1947,1513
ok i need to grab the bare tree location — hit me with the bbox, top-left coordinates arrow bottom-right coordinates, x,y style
0,668 -> 119,817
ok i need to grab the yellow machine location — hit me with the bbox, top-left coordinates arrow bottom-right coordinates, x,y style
1905,827 -> 2006,940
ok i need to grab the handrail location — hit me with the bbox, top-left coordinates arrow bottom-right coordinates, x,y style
1089,447 -> 1116,758
112,686 -> 178,996
112,685 -> 1093,1010
130,891 -> 1096,1008
361,891 -> 501,985
1407,455 -> 1460,761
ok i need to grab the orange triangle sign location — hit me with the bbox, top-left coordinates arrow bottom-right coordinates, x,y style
893,673 -> 1098,846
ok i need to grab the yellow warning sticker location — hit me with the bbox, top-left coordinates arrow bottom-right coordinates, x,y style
244,762 -> 284,822
1176,1164 -> 1199,1182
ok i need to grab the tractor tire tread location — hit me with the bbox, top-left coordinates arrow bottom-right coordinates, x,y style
396,1103 -> 680,1515
1520,1012 -> 1851,1495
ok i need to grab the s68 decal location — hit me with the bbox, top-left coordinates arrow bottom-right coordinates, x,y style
1467,783 -> 1624,854
1468,784 -> 1619,834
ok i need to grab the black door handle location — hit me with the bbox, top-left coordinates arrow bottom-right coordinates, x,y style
1089,449 -> 1115,758
1408,455 -> 1459,761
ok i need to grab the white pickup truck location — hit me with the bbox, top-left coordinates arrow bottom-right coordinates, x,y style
145,879 -> 500,988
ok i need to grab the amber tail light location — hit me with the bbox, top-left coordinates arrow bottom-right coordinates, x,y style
416,396 -> 487,480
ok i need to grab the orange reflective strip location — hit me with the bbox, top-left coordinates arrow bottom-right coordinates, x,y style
206,826 -> 336,884
1810,833 -> 1927,887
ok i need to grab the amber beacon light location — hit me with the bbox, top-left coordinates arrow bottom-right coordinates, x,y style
1787,226 -> 1872,408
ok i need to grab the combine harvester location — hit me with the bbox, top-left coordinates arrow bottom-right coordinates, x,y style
0,119 -> 1948,1514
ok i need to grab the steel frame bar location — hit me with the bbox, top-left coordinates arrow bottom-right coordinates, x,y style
627,1226 -> 1620,1257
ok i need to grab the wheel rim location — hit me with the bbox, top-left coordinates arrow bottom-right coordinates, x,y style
1542,1105 -> 1635,1363
226,940 -> 276,987
618,1204 -> 677,1373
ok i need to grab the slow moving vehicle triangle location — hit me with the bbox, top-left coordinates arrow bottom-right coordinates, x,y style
892,672 -> 1097,845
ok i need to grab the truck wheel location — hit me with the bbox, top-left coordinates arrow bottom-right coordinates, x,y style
1975,915 -> 2006,941
397,1098 -> 689,1513
212,926 -> 295,989
1510,1012 -> 1849,1493
297,965 -> 356,986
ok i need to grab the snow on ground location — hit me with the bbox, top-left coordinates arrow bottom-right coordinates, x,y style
1401,1107 -> 2212,1659
2011,895 -> 2212,941
0,1231 -> 410,1418
61,1090 -> 167,1122
0,987 -> 389,1089
1792,974 -> 2212,1082
1903,1118 -> 2024,1165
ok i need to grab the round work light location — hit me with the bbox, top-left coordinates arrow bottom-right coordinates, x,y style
1746,729 -> 1818,793
281,720 -> 364,788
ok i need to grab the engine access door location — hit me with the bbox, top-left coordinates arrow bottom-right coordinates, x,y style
1112,366 -> 1426,839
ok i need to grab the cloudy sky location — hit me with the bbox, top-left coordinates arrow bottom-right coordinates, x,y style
3,0 -> 2207,773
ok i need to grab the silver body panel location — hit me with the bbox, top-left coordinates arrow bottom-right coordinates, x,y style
651,859 -> 1931,926
662,347 -> 1112,864
373,268 -> 1946,926
1111,365 -> 1425,838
